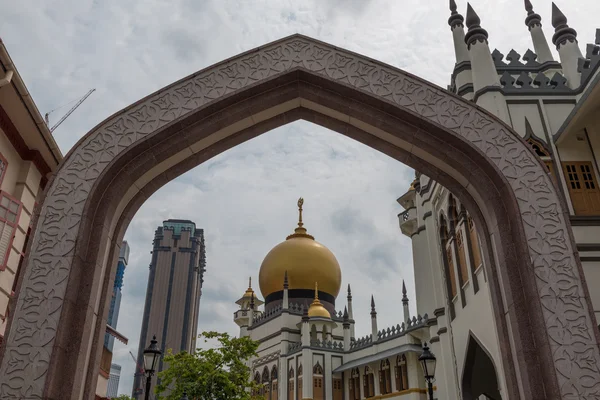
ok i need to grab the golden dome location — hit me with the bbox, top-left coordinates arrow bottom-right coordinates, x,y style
258,198 -> 342,300
308,283 -> 331,319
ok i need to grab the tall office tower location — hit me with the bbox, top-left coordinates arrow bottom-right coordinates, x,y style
107,363 -> 121,398
105,241 -> 130,352
132,220 -> 206,399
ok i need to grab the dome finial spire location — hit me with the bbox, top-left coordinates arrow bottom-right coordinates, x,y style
248,276 -> 252,289
297,197 -> 304,228
314,281 -> 319,301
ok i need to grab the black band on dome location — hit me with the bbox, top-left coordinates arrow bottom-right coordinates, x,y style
265,289 -> 336,305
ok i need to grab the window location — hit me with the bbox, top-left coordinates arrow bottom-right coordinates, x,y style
395,355 -> 409,391
271,366 -> 278,400
0,191 -> 22,270
467,216 -> 482,271
349,368 -> 361,400
333,377 -> 343,400
562,162 -> 600,215
527,138 -> 556,183
262,367 -> 270,398
313,362 -> 324,400
456,230 -> 469,285
445,244 -> 457,298
379,359 -> 392,394
287,367 -> 294,400
364,366 -> 375,398
297,364 -> 303,400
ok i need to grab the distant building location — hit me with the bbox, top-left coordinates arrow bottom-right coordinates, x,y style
132,220 -> 206,399
107,364 -> 121,398
105,242 -> 130,352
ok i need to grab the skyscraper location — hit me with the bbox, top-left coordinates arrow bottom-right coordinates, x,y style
132,220 -> 206,399
105,241 -> 130,352
107,363 -> 121,398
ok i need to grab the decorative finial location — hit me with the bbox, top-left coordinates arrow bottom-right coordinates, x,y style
314,282 -> 319,301
347,284 -> 352,297
448,0 -> 464,29
402,280 -> 409,303
524,0 -> 542,30
286,197 -> 314,240
371,295 -> 377,316
248,276 -> 252,289
343,306 -> 349,321
551,3 -> 577,48
283,270 -> 289,289
464,3 -> 488,48
297,197 -> 304,228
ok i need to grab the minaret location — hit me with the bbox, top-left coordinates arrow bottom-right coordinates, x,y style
248,295 -> 255,329
343,306 -> 351,350
371,295 -> 378,342
449,0 -> 470,63
282,270 -> 289,311
551,2 -> 583,89
347,284 -> 355,338
402,280 -> 411,324
524,0 -> 554,63
464,3 -> 511,124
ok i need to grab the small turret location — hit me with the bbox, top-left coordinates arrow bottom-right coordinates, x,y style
464,3 -> 511,123
343,306 -> 351,350
371,295 -> 379,342
448,0 -> 470,63
347,284 -> 355,338
524,0 -> 554,62
551,3 -> 583,88
402,280 -> 411,324
282,270 -> 289,310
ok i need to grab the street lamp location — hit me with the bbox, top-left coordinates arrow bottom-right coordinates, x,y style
419,342 -> 437,400
143,335 -> 162,400
180,392 -> 189,400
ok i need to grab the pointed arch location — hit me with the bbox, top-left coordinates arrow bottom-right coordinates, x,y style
364,365 -> 375,398
379,359 -> 392,394
313,361 -> 324,400
349,368 -> 361,400
439,213 -> 458,316
0,34 -> 595,400
462,332 -> 501,400
287,366 -> 294,400
395,354 -> 409,392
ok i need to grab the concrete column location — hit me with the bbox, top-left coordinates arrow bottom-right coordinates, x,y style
280,357 -> 288,400
324,355 -> 332,400
525,0 -> 554,63
552,3 -> 583,89
464,4 -> 511,124
283,271 -> 289,310
373,368 -> 381,396
347,285 -> 355,339
302,349 -> 312,399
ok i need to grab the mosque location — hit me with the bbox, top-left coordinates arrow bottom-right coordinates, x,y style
233,1 -> 600,400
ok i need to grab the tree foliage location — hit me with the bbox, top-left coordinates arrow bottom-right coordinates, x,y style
112,396 -> 134,400
156,331 -> 263,400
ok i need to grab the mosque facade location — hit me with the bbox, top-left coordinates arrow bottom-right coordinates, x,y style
235,2 -> 600,400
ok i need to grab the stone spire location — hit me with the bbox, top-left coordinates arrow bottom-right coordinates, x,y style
551,3 -> 583,88
448,0 -> 471,65
464,3 -> 510,124
347,284 -> 354,320
524,0 -> 554,62
343,306 -> 351,350
464,3 -> 488,48
371,295 -> 378,342
282,270 -> 289,310
402,280 -> 411,324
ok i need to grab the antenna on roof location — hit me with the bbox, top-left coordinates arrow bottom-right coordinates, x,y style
45,88 -> 95,133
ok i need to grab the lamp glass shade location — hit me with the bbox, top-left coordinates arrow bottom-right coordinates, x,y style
143,335 -> 162,373
418,342 -> 437,379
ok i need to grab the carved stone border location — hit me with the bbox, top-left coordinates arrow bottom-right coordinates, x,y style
0,34 -> 598,399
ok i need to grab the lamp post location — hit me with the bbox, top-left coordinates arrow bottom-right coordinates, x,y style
180,392 -> 189,400
419,342 -> 437,400
143,335 -> 162,400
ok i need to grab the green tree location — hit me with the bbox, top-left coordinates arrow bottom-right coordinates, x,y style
156,331 -> 263,400
112,396 -> 134,400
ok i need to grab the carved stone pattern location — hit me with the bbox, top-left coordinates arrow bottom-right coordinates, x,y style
1,35 -> 598,399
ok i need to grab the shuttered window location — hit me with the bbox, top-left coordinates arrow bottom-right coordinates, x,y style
456,229 -> 469,285
0,192 -> 22,270
468,216 -> 482,270
445,244 -> 457,299
562,162 -> 600,215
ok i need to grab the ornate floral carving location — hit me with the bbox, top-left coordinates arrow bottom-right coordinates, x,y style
0,34 -> 597,399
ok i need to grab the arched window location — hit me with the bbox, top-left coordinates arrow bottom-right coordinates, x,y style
467,215 -> 483,271
287,367 -> 294,400
364,366 -> 375,398
379,359 -> 392,394
440,215 -> 457,299
349,368 -> 361,400
395,355 -> 409,391
450,196 -> 469,286
313,362 -> 324,400
254,372 -> 261,396
333,374 -> 343,400
297,364 -> 303,400
271,366 -> 278,400
262,367 -> 270,399
527,137 -> 556,182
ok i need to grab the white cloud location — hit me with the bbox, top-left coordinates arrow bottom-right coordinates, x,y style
1,0 -> 598,396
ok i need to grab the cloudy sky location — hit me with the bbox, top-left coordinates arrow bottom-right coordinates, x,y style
2,0 -> 599,396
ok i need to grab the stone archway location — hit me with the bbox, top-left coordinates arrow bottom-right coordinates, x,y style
462,333 -> 501,400
0,34 -> 598,400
